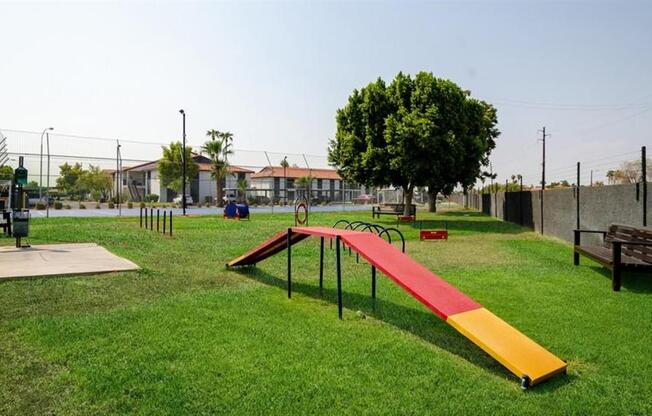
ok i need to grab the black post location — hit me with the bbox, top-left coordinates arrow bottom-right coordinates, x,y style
169,211 -> 173,236
157,209 -> 160,232
575,162 -> 580,230
643,146 -> 647,227
140,206 -> 143,228
573,230 -> 580,265
319,236 -> 324,295
150,208 -> 153,230
144,207 -> 148,229
519,175 -> 524,226
179,109 -> 187,216
163,210 -> 167,234
371,266 -> 376,300
287,228 -> 292,299
336,235 -> 343,320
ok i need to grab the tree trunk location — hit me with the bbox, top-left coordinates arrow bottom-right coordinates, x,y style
403,186 -> 414,216
217,175 -> 224,207
428,189 -> 437,212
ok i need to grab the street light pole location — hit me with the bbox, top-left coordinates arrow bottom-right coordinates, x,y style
39,127 -> 53,202
179,109 -> 186,216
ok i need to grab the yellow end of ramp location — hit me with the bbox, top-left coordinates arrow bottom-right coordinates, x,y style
447,308 -> 567,387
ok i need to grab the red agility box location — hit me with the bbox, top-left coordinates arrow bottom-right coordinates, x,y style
420,230 -> 448,241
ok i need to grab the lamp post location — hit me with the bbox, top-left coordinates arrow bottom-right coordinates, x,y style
39,127 -> 54,202
179,109 -> 186,216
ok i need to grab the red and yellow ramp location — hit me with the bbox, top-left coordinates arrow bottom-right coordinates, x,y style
228,226 -> 567,387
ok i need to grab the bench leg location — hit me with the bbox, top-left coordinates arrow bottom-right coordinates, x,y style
612,266 -> 622,292
612,242 -> 622,292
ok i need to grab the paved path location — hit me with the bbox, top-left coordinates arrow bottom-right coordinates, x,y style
0,243 -> 139,279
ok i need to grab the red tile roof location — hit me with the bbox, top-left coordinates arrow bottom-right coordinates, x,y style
251,166 -> 341,180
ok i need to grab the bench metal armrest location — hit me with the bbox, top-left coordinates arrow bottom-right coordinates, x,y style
573,229 -> 608,235
574,229 -> 607,246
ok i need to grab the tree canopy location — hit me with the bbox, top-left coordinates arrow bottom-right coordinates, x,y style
158,142 -> 199,194
328,71 -> 499,214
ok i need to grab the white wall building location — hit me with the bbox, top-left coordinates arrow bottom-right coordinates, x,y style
116,154 -> 253,203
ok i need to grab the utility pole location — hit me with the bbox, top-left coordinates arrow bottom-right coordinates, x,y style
538,127 -> 550,234
590,170 -> 593,187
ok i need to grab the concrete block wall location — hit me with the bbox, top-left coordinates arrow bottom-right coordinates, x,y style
452,184 -> 650,243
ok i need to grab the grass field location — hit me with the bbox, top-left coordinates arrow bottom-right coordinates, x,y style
1,208 -> 651,415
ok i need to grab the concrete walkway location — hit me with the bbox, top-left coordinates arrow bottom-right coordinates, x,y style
0,243 -> 139,280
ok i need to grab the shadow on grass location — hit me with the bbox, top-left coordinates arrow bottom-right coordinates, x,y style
372,211 -> 530,236
232,266 -> 572,392
585,265 -> 652,294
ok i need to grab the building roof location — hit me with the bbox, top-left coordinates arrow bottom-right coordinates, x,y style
122,155 -> 253,174
251,166 -> 341,180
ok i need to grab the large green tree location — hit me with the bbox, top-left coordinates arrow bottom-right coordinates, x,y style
201,130 -> 234,207
56,162 -> 85,199
158,142 -> 199,195
78,165 -> 113,201
329,71 -> 498,215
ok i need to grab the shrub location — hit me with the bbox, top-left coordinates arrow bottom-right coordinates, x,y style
64,204 -> 72,209
139,202 -> 146,209
35,202 -> 46,210
95,203 -> 101,209
204,196 -> 212,205
79,203 -> 86,209
108,202 -> 115,209
127,202 -> 133,209
145,194 -> 159,203
54,201 -> 63,210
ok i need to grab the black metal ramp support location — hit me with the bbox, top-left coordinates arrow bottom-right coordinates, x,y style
287,228 -> 292,299
336,235 -> 343,320
163,211 -> 167,234
371,266 -> 376,310
319,236 -> 324,296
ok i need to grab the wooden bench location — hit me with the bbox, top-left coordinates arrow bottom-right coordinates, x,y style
574,224 -> 652,291
372,204 -> 416,219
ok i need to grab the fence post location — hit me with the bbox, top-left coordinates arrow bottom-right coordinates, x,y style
643,146 -> 647,227
576,162 -> 580,231
156,209 -> 160,232
169,211 -> 173,236
163,211 -> 167,234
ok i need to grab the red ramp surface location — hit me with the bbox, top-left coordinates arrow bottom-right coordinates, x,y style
228,226 -> 567,387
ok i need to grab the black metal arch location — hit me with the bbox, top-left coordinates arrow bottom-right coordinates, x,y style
378,227 -> 405,253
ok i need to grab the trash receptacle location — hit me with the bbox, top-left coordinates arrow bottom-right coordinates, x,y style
12,210 -> 29,238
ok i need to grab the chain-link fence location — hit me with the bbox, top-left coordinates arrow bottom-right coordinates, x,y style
1,128 -> 398,213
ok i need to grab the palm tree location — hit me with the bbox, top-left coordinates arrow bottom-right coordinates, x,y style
237,178 -> 248,203
202,130 -> 234,207
280,157 -> 289,204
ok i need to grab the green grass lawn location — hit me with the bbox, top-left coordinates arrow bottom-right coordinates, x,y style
1,208 -> 651,415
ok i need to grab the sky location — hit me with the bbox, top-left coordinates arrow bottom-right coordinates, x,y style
1,0 -> 651,186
